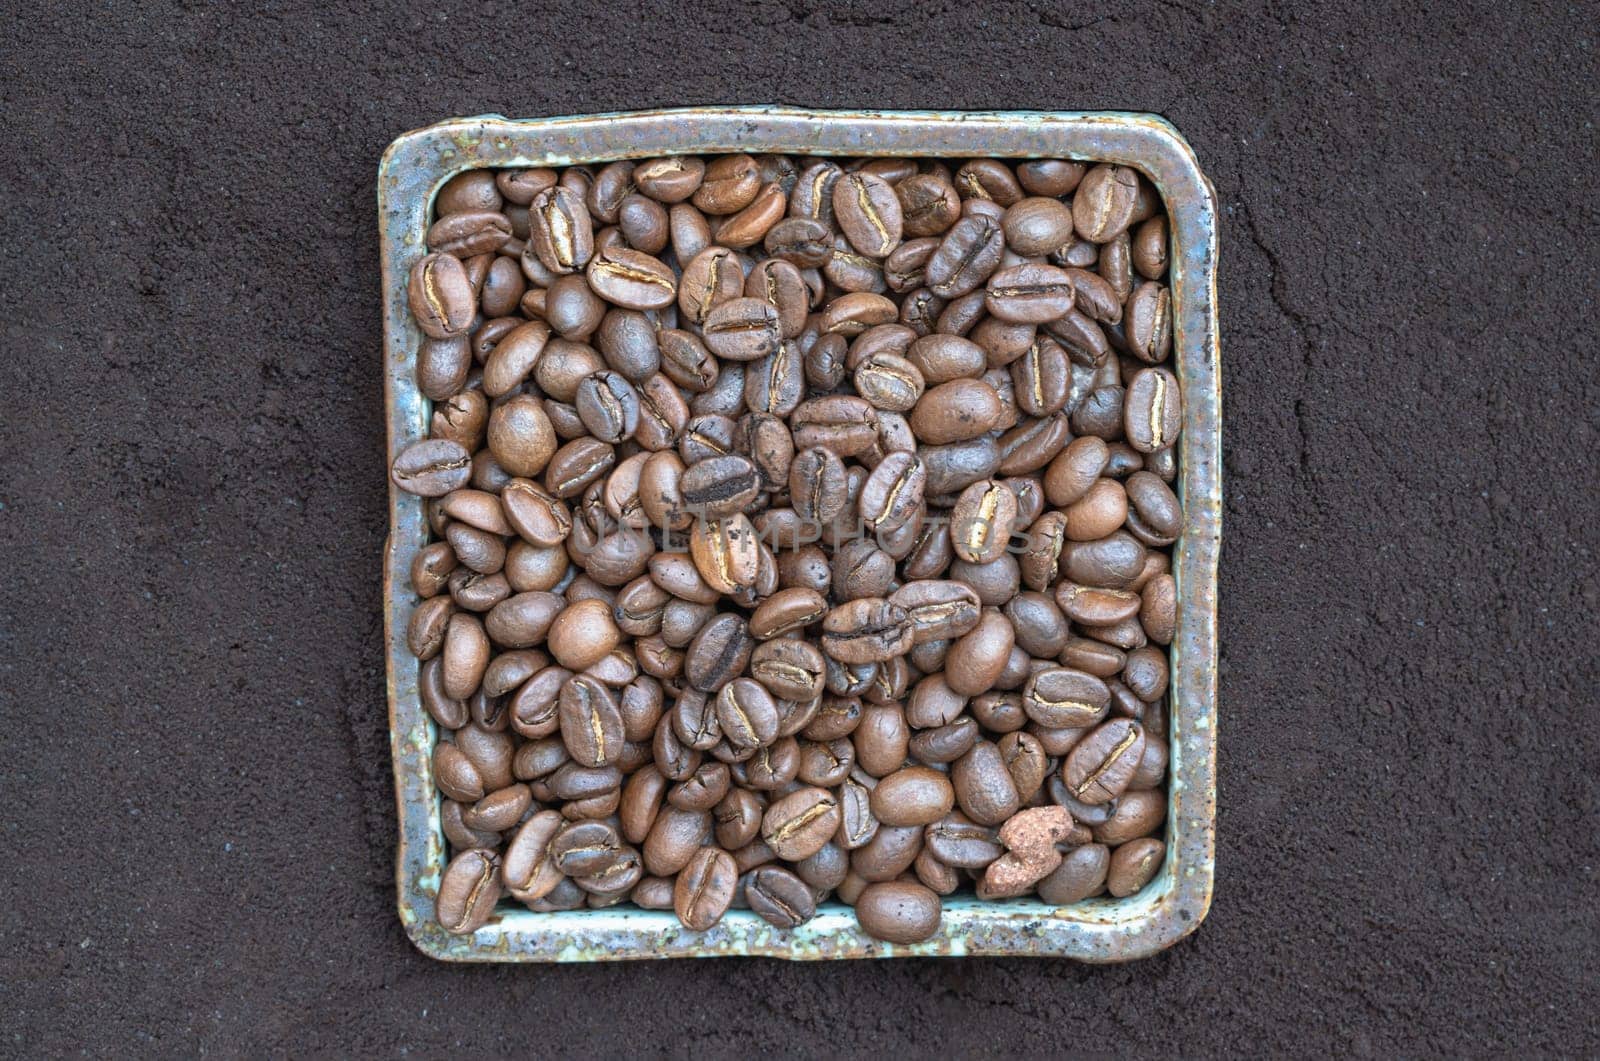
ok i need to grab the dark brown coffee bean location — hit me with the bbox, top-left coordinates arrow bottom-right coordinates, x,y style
834,172 -> 904,258
392,439 -> 472,497
749,639 -> 826,702
676,246 -> 742,326
1119,275 -> 1173,364
680,454 -> 760,519
856,451 -> 925,534
1130,216 -> 1168,280
583,247 -> 676,311
688,513 -> 760,595
924,812 -> 1003,869
746,339 -> 805,416
950,479 -> 1017,565
1010,334 -> 1072,418
746,865 -> 817,928
1125,366 -> 1181,453
944,608 -> 1015,697
1139,573 -> 1177,646
632,156 -> 704,204
408,252 -> 477,340
907,379 -> 1003,446
528,186 -> 594,274
1064,479 -> 1128,542
653,331 -> 716,395
951,741 -> 1022,826
714,180 -> 786,249
926,213 -> 1005,298
1062,719 -> 1146,805
821,598 -> 913,665
985,263 -> 1077,324
693,154 -> 761,215
743,258 -> 809,338
896,173 -> 961,237
715,677 -> 780,750
425,211 -> 505,260
682,611 -> 753,692
1063,531 -> 1148,589
757,216 -> 831,269
871,766 -> 956,827
1107,837 -> 1165,897
1023,667 -> 1111,728
1073,164 -> 1140,243
436,170 -> 503,216
748,587 -> 829,640
436,848 -> 502,934
568,371 -> 638,445
703,297 -> 782,361
1124,470 -> 1183,547
1002,197 -> 1076,256
670,845 -> 738,930
855,881 -> 941,943
762,786 -> 841,860
1023,841 -> 1102,904
557,674 -> 624,768
889,580 -> 982,646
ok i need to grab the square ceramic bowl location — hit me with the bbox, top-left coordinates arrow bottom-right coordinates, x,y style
381,107 -> 1220,962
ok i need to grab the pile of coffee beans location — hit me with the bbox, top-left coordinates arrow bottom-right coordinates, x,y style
393,152 -> 1181,944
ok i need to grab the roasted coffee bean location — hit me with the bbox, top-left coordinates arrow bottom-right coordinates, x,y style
694,154 -> 761,215
746,865 -> 818,928
857,451 -> 925,533
408,253 -> 476,339
529,186 -> 594,274
888,580 -> 980,645
680,454 -> 761,519
678,611 -> 750,692
392,439 -> 472,497
704,297 -> 782,361
746,339 -> 805,416
943,608 -> 1015,696
1062,719 -> 1146,805
574,371 -> 640,444
871,766 -> 956,827
950,480 -> 1017,565
749,639 -> 826,702
985,264 -> 1077,323
1107,837 -> 1165,897
821,598 -> 913,664
557,674 -> 624,768
1125,281 -> 1173,365
689,514 -> 760,595
926,213 -> 1005,298
436,848 -> 502,934
1124,367 -> 1181,453
586,247 -> 677,310
908,379 -> 1003,446
671,847 -> 739,931
855,881 -> 941,943
1073,164 -> 1140,243
951,741 -> 1022,826
716,677 -> 781,750
1139,573 -> 1178,645
762,786 -> 841,860
1001,592 -> 1068,658
1064,531 -> 1148,589
834,172 -> 904,258
897,174 -> 962,236
1023,667 -> 1111,728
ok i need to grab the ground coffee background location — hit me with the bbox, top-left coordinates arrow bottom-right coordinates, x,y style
4,1 -> 1596,1055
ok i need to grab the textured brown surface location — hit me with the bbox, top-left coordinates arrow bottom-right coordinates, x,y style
2,2 -> 1596,1055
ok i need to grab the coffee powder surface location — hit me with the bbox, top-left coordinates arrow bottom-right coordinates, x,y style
2,1 -> 1595,1055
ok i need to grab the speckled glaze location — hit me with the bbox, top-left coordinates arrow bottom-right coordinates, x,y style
380,108 -> 1220,962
